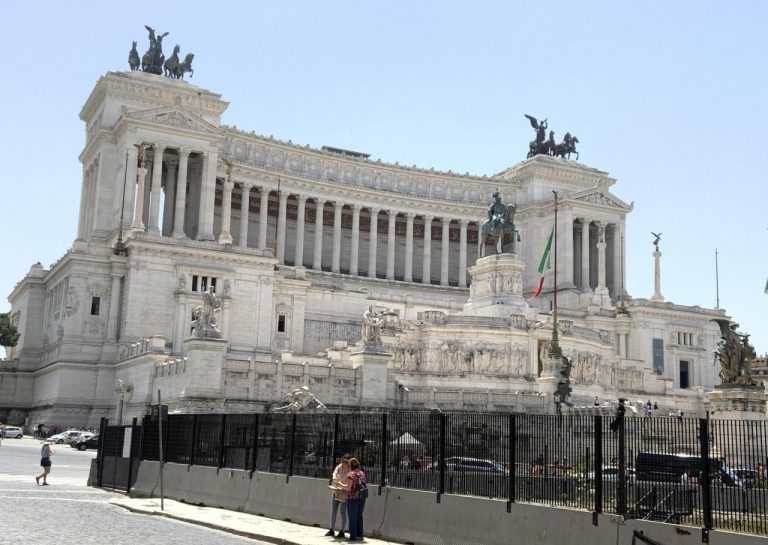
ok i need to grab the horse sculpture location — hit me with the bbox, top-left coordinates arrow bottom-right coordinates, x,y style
163,45 -> 180,77
128,41 -> 140,71
478,193 -> 518,258
554,132 -> 579,160
175,53 -> 194,80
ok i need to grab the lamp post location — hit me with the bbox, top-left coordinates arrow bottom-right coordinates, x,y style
549,190 -> 561,359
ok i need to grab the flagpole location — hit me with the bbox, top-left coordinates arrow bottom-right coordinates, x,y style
715,248 -> 720,309
551,190 -> 560,355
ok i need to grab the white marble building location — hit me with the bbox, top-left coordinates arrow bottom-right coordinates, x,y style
2,71 -> 732,427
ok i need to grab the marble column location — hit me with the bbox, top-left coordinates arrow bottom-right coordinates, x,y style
313,199 -> 325,270
350,204 -> 361,275
563,208 -> 575,288
440,218 -> 450,286
581,219 -> 590,290
368,208 -> 380,278
332,201 -> 343,273
122,144 -> 138,231
218,178 -> 235,244
613,222 -> 624,296
161,158 -> 177,236
172,149 -> 190,238
459,219 -> 468,287
386,211 -> 397,280
238,183 -> 251,248
294,195 -> 307,266
652,249 -> 664,301
131,165 -> 149,232
422,215 -> 433,284
196,150 -> 218,241
258,186 -> 269,249
404,213 -> 414,282
596,223 -> 607,290
147,145 -> 165,234
276,191 -> 288,263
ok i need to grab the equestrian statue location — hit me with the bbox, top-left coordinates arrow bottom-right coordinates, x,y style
128,26 -> 195,79
478,192 -> 519,258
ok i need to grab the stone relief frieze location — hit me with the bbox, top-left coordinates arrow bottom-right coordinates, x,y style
392,340 -> 528,376
564,348 -> 644,390
576,192 -> 623,208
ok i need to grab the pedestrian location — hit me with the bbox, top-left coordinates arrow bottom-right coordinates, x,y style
342,457 -> 367,542
325,453 -> 350,538
677,409 -> 683,422
593,396 -> 600,407
36,440 -> 54,485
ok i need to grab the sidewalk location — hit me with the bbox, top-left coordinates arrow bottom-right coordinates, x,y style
109,496 -> 399,545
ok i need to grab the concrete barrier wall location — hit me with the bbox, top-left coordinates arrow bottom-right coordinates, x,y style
130,462 -> 766,545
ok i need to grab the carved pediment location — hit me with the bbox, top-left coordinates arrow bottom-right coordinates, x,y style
574,191 -> 632,210
125,106 -> 221,135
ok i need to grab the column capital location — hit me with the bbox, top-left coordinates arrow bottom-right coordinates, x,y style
278,191 -> 289,202
240,181 -> 253,192
460,218 -> 470,227
153,143 -> 167,153
441,216 -> 452,224
406,211 -> 416,220
297,194 -> 308,203
369,206 -> 380,215
177,146 -> 191,157
423,214 -> 434,222
352,203 -> 363,211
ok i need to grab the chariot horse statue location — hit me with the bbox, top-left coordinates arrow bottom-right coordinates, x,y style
478,192 -> 518,257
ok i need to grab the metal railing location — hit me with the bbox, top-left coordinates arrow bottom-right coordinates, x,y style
98,411 -> 768,536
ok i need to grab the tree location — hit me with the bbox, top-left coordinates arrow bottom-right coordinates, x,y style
0,312 -> 20,349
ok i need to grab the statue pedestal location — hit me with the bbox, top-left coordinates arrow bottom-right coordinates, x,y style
464,253 -> 531,317
537,355 -> 572,413
708,384 -> 768,420
350,350 -> 390,405
178,336 -> 228,401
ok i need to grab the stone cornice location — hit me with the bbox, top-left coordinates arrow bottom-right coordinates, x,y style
628,299 -> 727,322
495,154 -> 615,188
125,233 -> 278,268
80,71 -> 228,123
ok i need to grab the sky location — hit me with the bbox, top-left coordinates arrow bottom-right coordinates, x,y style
0,1 -> 765,358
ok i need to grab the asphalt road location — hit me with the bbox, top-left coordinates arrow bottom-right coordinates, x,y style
0,436 -> 270,545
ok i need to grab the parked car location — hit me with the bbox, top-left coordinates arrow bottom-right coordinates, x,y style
72,435 -> 100,451
587,467 -> 636,482
50,430 -> 93,445
1,426 -> 24,439
439,457 -> 509,474
635,452 -> 742,487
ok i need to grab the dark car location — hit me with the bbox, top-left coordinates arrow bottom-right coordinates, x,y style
72,434 -> 100,451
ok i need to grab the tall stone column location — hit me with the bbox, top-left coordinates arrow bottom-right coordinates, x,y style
350,204 -> 361,275
652,249 -> 664,301
596,224 -> 606,289
459,219 -> 468,287
172,149 -> 190,238
405,213 -> 414,282
162,157 -> 177,236
368,208 -> 380,278
441,218 -> 450,286
581,219 -> 590,290
332,201 -> 343,273
131,165 -> 149,232
613,221 -> 624,296
294,195 -> 307,266
276,191 -> 288,262
563,208 -> 575,288
258,186 -> 269,249
238,183 -> 251,248
386,211 -> 397,280
196,150 -> 218,241
122,144 -> 138,231
422,215 -> 433,284
313,199 -> 325,270
218,178 -> 235,244
148,145 -> 166,234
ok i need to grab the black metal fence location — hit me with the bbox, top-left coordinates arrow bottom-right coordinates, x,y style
103,411 -> 768,536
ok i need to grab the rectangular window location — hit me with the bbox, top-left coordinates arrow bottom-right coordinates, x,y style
652,338 -> 664,374
679,360 -> 690,389
90,296 -> 101,316
192,275 -> 199,292
277,315 -> 286,333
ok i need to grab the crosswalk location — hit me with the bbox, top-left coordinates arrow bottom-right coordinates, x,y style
0,472 -> 91,487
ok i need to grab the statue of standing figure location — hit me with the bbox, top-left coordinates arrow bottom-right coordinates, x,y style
191,286 -> 223,338
713,319 -> 756,385
362,305 -> 396,350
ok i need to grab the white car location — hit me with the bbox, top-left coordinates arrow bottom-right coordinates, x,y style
50,430 -> 93,445
1,426 -> 24,439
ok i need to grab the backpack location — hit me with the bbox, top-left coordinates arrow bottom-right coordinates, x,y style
356,476 -> 369,500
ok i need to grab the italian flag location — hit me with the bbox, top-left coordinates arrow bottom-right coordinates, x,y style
764,278 -> 768,294
527,227 -> 554,302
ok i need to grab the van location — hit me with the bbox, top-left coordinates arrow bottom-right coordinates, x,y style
635,452 -> 741,487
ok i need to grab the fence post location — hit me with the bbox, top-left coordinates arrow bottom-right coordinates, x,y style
125,417 -> 138,491
190,415 -> 198,466
594,415 -> 603,516
97,417 -> 108,487
251,413 -> 259,473
380,413 -> 387,491
617,413 -> 627,517
699,418 -> 713,532
509,413 -> 516,509
218,414 -> 227,469
331,413 -> 340,469
288,414 -> 297,478
438,413 -> 446,502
